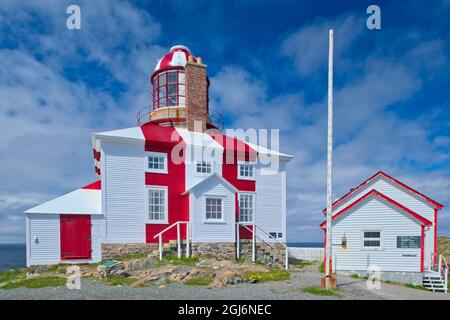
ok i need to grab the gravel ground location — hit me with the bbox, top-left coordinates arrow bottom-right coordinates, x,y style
0,270 -> 382,300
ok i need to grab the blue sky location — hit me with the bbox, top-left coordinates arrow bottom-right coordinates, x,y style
0,0 -> 449,243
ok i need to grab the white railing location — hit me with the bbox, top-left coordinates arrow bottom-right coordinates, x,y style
153,221 -> 191,260
236,222 -> 291,270
288,247 -> 324,261
438,254 -> 448,293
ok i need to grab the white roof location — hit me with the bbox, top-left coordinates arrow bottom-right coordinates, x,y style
175,127 -> 224,149
182,173 -> 238,195
246,142 -> 293,160
25,188 -> 101,215
93,127 -> 144,142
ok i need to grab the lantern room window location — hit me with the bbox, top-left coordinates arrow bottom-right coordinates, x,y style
152,70 -> 186,109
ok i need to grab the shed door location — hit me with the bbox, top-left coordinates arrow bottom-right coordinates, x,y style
60,215 -> 92,260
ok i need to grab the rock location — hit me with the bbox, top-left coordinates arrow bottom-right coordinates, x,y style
124,257 -> 156,271
157,284 -> 166,289
25,272 -> 35,279
35,265 -> 49,273
209,269 -> 241,288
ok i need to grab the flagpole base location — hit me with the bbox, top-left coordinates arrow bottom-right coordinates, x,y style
321,275 -> 337,289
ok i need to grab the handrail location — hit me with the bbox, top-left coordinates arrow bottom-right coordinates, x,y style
438,254 -> 448,293
153,221 -> 191,260
237,221 -> 291,270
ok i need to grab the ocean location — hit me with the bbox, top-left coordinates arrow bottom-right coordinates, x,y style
0,244 -> 26,271
287,242 -> 323,248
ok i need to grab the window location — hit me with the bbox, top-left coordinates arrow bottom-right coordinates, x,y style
397,236 -> 421,249
205,197 -> 223,221
239,193 -> 255,222
196,161 -> 212,174
362,231 -> 382,248
152,70 -> 186,109
147,152 -> 167,173
148,187 -> 168,223
238,162 -> 255,180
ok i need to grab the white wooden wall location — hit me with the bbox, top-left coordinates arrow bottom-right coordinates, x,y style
26,213 -> 103,266
190,177 -> 235,243
102,141 -> 146,243
254,161 -> 286,243
332,176 -> 435,269
289,247 -> 324,261
331,197 -> 422,273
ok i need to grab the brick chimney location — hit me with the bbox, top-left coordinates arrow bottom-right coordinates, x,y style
185,56 -> 208,132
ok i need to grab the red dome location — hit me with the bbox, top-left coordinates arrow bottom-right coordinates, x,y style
152,45 -> 196,78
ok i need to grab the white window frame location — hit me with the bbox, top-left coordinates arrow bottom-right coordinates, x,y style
195,160 -> 213,176
146,151 -> 168,174
361,230 -> 383,250
146,186 -> 168,224
238,192 -> 256,223
237,161 -> 256,181
204,195 -> 225,223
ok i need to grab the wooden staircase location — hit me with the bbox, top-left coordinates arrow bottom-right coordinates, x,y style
422,255 -> 448,293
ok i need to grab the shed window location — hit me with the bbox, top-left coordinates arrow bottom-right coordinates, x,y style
363,231 -> 381,248
196,161 -> 212,174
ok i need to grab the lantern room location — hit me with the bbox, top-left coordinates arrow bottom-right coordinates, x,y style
137,45 -> 222,131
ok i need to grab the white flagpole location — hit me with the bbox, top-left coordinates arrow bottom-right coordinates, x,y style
325,29 -> 334,279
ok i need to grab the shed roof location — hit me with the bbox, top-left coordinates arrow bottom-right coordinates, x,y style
25,181 -> 101,215
182,173 -> 238,195
320,189 -> 433,229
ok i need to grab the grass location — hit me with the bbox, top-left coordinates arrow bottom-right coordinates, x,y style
185,276 -> 214,286
1,276 -> 66,290
115,252 -> 149,261
235,257 -> 246,264
156,254 -> 199,266
296,261 -> 313,269
404,283 -> 428,291
0,269 -> 26,283
105,275 -> 135,286
350,273 -> 362,279
303,286 -> 338,297
318,262 -> 325,273
246,269 -> 290,282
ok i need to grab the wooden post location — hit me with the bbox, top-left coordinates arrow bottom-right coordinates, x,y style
159,235 -> 163,260
252,224 -> 256,262
236,223 -> 240,259
177,223 -> 181,258
186,223 -> 190,257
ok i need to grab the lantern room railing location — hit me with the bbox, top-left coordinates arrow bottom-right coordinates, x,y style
136,105 -> 224,131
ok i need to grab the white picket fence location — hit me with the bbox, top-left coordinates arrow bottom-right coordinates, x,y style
288,247 -> 324,261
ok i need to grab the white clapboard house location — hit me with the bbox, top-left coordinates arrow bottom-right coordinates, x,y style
321,171 -> 447,290
25,45 -> 293,267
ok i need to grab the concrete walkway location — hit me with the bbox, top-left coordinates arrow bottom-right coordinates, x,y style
337,275 -> 450,300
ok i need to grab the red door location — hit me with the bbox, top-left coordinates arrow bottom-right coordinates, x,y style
60,215 -> 92,260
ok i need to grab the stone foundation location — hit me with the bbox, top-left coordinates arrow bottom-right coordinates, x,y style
337,270 -> 424,285
101,243 -> 158,260
191,243 -> 236,260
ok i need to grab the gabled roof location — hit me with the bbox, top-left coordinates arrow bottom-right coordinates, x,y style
182,173 -> 238,195
320,189 -> 433,229
25,181 -> 102,215
323,171 -> 444,214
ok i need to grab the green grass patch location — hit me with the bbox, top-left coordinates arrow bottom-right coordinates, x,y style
105,275 -> 135,286
115,252 -> 149,261
185,276 -> 213,286
246,269 -> 290,282
296,261 -> 313,269
350,273 -> 360,279
156,255 -> 199,266
235,257 -> 246,264
404,283 -> 428,291
303,286 -> 337,296
318,262 -> 325,273
0,269 -> 26,283
1,276 -> 66,290
46,265 -> 59,272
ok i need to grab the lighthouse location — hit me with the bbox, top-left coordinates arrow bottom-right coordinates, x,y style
24,45 -> 293,268
137,45 -> 220,132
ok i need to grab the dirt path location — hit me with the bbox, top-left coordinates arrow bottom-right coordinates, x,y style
337,275 -> 450,300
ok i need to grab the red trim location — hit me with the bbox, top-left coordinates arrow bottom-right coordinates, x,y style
93,149 -> 101,161
320,189 -> 432,228
322,171 -> 444,214
60,215 -> 92,260
95,167 -> 101,175
82,180 -> 101,190
434,208 -> 438,265
420,225 -> 425,272
323,230 -> 326,272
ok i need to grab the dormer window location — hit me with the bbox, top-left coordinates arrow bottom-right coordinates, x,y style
147,151 -> 168,174
238,162 -> 255,180
196,161 -> 212,174
152,70 -> 185,109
